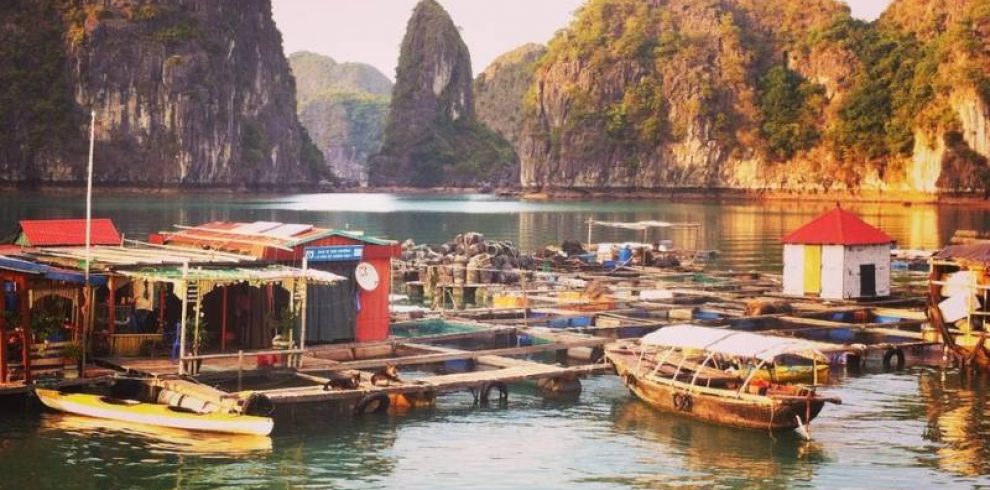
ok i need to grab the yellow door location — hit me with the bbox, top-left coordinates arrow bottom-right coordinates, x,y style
803,245 -> 822,295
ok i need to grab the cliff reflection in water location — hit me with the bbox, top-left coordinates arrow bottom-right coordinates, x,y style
0,191 -> 986,272
919,370 -> 990,477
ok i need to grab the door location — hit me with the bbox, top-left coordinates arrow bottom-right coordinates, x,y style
803,245 -> 822,295
860,264 -> 876,297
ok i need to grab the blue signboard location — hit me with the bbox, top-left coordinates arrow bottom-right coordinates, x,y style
305,245 -> 364,263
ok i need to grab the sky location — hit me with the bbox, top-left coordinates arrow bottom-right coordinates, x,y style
272,0 -> 894,81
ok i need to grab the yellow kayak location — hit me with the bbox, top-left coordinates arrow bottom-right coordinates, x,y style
35,388 -> 274,436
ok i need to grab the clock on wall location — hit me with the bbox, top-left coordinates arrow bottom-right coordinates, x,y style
355,262 -> 379,292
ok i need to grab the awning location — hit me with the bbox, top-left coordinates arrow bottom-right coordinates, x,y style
934,243 -> 990,267
117,265 -> 345,286
0,255 -> 108,286
640,324 -> 828,362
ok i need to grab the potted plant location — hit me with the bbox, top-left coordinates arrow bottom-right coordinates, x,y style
62,341 -> 84,379
185,313 -> 209,374
31,312 -> 63,345
270,309 -> 297,350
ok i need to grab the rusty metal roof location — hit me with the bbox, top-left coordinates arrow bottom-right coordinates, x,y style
17,219 -> 121,247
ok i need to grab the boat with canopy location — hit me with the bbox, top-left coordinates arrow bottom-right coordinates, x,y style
605,325 -> 841,433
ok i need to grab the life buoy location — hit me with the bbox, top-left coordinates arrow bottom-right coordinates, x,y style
882,348 -> 905,369
673,393 -> 693,411
353,392 -> 390,416
480,381 -> 509,403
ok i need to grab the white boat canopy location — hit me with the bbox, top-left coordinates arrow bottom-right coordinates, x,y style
640,324 -> 829,363
588,220 -> 701,231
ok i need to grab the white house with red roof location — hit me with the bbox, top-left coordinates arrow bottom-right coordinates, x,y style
781,207 -> 894,300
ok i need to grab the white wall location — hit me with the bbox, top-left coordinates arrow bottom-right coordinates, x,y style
842,245 -> 891,298
820,245 -> 845,300
782,244 -> 805,296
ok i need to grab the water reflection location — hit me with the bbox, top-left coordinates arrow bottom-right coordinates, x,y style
42,413 -> 273,455
608,400 -> 828,488
918,370 -> 990,477
0,191 -> 984,273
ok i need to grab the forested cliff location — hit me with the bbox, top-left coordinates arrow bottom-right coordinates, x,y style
505,0 -> 990,195
0,0 -> 325,188
369,0 -> 515,188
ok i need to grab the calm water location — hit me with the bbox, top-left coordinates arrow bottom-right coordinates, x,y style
2,191 -> 990,488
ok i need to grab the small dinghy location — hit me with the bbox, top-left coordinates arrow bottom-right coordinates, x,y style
35,388 -> 274,436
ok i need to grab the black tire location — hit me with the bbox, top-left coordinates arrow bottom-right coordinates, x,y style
243,393 -> 275,417
882,348 -> 906,370
353,392 -> 390,416
480,381 -> 508,403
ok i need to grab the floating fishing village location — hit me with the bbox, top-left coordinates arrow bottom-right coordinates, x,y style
0,206 -> 969,443
10,0 -> 990,486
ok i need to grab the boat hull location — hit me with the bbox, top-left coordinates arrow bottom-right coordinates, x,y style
35,389 -> 273,436
608,348 -> 827,432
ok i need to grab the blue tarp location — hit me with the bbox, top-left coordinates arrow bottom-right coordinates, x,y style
0,256 -> 107,286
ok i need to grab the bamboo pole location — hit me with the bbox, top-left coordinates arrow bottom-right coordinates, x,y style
179,264 -> 188,375
82,110 -> 95,375
221,287 -> 228,353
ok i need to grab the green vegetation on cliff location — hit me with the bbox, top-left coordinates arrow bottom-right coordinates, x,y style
513,0 -> 990,194
758,65 -> 823,160
1,0 -> 324,187
0,0 -> 80,182
371,0 -> 515,187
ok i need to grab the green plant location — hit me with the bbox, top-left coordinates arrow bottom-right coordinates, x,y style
270,308 -> 299,338
62,341 -> 84,362
187,314 -> 209,352
30,312 -> 62,342
1,310 -> 21,330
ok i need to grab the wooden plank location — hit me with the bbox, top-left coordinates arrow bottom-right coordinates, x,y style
264,362 -> 611,403
299,339 -> 608,373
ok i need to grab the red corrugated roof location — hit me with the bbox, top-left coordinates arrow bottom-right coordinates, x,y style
781,208 -> 893,246
18,219 -> 122,247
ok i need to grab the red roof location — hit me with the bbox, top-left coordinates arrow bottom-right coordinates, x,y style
781,208 -> 893,246
18,219 -> 122,247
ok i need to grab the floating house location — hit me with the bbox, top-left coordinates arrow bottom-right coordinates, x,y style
2,218 -> 352,377
0,255 -> 108,384
10,219 -> 122,247
781,207 -> 893,300
153,222 -> 400,343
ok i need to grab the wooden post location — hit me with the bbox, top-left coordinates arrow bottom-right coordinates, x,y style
158,284 -> 166,333
0,283 -> 6,383
221,286 -> 228,353
587,219 -> 593,249
107,276 -> 116,335
300,256 -> 308,356
193,283 -> 201,359
19,278 -> 30,383
237,350 -> 243,391
179,265 -> 189,375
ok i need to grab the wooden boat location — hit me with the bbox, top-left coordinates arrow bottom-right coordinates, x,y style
35,388 -> 274,436
605,325 -> 840,433
928,243 -> 990,370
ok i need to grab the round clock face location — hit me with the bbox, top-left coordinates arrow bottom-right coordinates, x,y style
355,262 -> 379,291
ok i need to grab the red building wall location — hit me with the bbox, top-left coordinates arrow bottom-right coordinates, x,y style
275,235 -> 399,343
